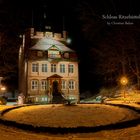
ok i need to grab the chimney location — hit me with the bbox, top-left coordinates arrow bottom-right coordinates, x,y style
63,31 -> 67,40
30,28 -> 34,37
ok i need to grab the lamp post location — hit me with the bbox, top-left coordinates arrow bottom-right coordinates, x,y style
120,76 -> 128,98
1,86 -> 6,94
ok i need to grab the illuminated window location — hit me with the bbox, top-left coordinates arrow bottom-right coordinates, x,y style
48,46 -> 60,58
31,80 -> 38,90
32,63 -> 38,72
60,64 -> 65,73
61,80 -> 66,89
69,80 -> 75,90
42,64 -> 47,72
41,80 -> 47,90
68,64 -> 74,73
51,64 -> 56,72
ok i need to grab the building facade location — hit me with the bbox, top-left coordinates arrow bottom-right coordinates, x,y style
19,28 -> 79,103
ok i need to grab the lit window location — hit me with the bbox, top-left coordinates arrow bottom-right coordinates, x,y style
51,64 -> 56,72
42,64 -> 47,72
68,64 -> 74,73
41,80 -> 47,90
61,80 -> 66,89
69,80 -> 75,90
32,63 -> 38,72
60,64 -> 65,73
48,50 -> 60,58
31,80 -> 38,90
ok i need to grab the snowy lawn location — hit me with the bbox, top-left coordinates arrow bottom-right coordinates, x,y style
0,105 -> 15,112
1,104 -> 139,128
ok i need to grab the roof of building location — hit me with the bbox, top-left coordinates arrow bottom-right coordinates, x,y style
30,38 -> 74,52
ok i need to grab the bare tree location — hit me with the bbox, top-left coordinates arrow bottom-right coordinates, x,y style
76,0 -> 140,88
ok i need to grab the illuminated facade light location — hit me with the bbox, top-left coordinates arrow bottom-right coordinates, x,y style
66,38 -> 72,44
1,87 -> 6,91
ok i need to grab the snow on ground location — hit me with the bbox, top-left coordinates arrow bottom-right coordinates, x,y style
1,103 -> 140,139
1,104 -> 139,128
1,122 -> 140,140
0,105 -> 14,111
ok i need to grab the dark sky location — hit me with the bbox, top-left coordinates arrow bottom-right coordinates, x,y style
1,0 -> 140,31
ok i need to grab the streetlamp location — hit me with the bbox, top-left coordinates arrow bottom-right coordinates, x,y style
0,86 -> 7,105
1,87 -> 6,91
0,86 -> 6,95
120,76 -> 128,98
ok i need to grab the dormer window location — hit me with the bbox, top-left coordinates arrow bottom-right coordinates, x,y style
37,51 -> 43,57
48,50 -> 60,58
48,46 -> 61,58
63,52 -> 69,58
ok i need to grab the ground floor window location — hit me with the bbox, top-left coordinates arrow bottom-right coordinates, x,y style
41,80 -> 47,90
61,80 -> 66,89
69,80 -> 75,90
31,80 -> 38,90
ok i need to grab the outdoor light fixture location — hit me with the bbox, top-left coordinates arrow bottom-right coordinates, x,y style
120,76 -> 128,98
1,87 -> 6,91
66,38 -> 72,44
120,76 -> 128,86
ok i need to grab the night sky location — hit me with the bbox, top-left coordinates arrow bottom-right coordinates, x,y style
1,0 -> 140,93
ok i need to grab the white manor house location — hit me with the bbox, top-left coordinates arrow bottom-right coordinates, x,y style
19,28 -> 79,103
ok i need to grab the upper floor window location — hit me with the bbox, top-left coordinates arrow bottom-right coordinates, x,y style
61,80 -> 66,89
48,50 -> 60,58
32,63 -> 38,72
68,64 -> 74,73
51,64 -> 56,72
42,64 -> 47,72
41,80 -> 47,90
60,64 -> 65,73
37,51 -> 43,57
63,52 -> 69,58
69,80 -> 75,90
31,80 -> 38,90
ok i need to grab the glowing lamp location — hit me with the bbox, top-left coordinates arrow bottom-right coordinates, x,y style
120,76 -> 128,98
1,87 -> 6,91
66,38 -> 72,44
120,76 -> 128,86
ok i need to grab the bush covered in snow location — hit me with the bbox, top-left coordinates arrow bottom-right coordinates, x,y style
98,87 -> 121,98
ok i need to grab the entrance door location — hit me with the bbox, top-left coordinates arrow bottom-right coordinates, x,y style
52,80 -> 64,103
52,80 -> 59,95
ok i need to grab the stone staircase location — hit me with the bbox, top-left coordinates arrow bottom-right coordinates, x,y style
52,93 -> 66,104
